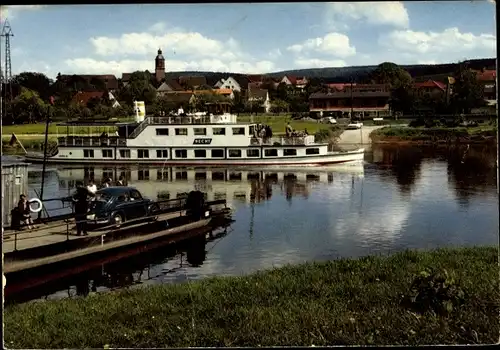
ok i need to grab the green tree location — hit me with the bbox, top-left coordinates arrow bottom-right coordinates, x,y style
451,63 -> 485,114
12,72 -> 53,101
118,71 -> 158,105
11,88 -> 48,124
231,90 -> 245,115
371,62 -> 414,114
271,99 -> 289,114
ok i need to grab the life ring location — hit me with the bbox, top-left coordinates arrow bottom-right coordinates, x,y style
29,198 -> 43,213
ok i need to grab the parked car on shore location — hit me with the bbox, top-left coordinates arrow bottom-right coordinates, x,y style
86,186 -> 159,228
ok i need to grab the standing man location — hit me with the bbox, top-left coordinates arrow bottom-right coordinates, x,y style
72,182 -> 94,236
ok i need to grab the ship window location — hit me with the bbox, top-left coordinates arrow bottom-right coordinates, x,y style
265,149 -> 278,157
228,149 -> 242,158
283,149 -> 297,156
306,148 -> 320,155
213,127 -> 226,135
175,128 -> 188,136
175,149 -> 188,158
249,125 -> 255,136
102,149 -> 113,158
84,150 -> 94,158
156,128 -> 169,136
232,127 -> 245,135
212,171 -> 225,180
138,170 -> 149,180
194,128 -> 207,136
211,149 -> 224,158
194,149 -> 206,158
138,149 -> 149,158
229,172 -> 242,180
246,149 -> 260,157
157,170 -> 168,180
176,171 -> 188,180
195,172 -> 207,180
156,150 -> 168,158
119,150 -> 130,158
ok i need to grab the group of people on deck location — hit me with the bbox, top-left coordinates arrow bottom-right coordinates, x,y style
253,123 -> 273,139
285,123 -> 309,138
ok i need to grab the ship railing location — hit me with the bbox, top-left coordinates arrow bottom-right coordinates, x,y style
147,115 -> 238,125
128,117 -> 151,138
58,136 -> 127,147
250,135 -> 316,146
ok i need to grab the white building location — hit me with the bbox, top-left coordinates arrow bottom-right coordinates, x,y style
214,76 -> 242,92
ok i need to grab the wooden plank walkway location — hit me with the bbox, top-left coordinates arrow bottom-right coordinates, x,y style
4,219 -> 211,274
2,210 -> 188,254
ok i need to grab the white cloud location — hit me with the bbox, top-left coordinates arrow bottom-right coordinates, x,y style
380,27 -> 496,54
268,48 -> 282,59
287,32 -> 356,58
0,5 -> 46,20
90,29 -> 241,62
64,57 -> 276,76
325,2 -> 409,29
293,57 -> 347,69
61,24 -> 278,76
148,22 -> 168,33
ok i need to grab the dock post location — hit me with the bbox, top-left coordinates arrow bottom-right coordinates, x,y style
14,231 -> 17,251
66,220 -> 69,241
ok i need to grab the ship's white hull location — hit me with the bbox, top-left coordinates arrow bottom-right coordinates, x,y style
25,149 -> 365,166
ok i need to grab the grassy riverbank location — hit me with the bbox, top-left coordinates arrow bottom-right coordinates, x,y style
4,246 -> 498,347
1,114 -> 329,136
2,137 -> 57,154
370,125 -> 497,144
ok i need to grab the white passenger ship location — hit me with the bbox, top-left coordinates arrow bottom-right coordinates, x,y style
25,111 -> 364,166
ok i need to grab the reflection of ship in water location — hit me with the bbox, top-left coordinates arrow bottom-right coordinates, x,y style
5,224 -> 232,305
54,165 -> 365,208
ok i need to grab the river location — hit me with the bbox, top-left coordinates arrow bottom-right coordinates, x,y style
4,144 -> 498,304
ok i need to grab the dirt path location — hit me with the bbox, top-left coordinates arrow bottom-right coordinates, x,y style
337,125 -> 386,145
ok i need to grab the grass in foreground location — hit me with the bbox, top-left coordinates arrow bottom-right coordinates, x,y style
4,246 -> 498,348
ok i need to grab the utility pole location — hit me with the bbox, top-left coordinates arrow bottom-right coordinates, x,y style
1,19 -> 14,121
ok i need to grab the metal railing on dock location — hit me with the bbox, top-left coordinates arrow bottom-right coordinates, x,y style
3,196 -> 228,254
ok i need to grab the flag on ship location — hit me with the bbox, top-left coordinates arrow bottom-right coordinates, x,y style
9,133 -> 18,146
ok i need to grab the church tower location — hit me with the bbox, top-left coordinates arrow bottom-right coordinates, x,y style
155,48 -> 165,82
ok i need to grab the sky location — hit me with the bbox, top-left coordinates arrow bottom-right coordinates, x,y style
0,1 -> 496,80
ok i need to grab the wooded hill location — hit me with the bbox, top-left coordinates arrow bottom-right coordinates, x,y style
163,58 -> 496,85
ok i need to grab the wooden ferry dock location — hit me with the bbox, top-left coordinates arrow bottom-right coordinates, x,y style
3,196 -> 230,274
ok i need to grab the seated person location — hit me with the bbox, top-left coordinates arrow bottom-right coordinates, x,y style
17,194 -> 36,230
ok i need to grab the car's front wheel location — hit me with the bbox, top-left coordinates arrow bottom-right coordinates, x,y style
111,213 -> 124,228
148,204 -> 161,221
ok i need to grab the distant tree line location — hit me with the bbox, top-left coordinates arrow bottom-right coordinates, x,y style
0,58 -> 493,125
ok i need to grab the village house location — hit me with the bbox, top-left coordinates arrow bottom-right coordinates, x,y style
71,91 -> 121,108
178,76 -> 207,89
213,76 -> 242,92
413,80 -> 447,98
156,79 -> 185,97
309,84 -> 391,119
247,86 -> 271,113
473,69 -> 496,103
281,75 -> 309,89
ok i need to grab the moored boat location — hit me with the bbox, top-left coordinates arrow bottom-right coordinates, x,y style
25,111 -> 364,166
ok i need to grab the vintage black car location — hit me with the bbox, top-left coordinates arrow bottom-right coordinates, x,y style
86,186 -> 159,228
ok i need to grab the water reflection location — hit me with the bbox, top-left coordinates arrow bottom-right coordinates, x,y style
5,225 -> 230,304
13,145 -> 497,304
